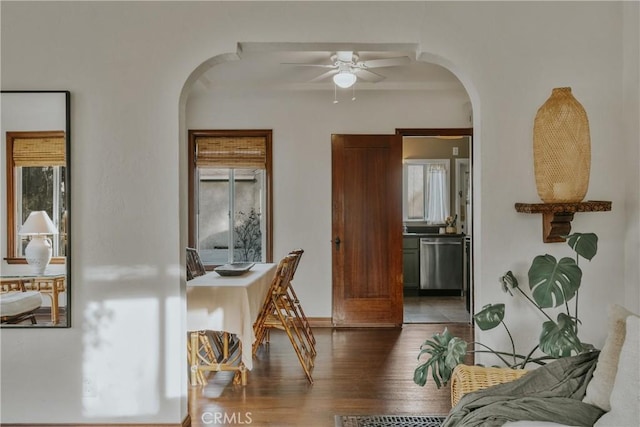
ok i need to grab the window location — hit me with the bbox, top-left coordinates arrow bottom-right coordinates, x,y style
188,130 -> 272,266
5,131 -> 67,263
403,159 -> 450,224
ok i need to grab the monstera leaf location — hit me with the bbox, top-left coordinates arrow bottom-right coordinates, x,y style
539,313 -> 584,358
566,233 -> 598,261
528,255 -> 582,308
499,271 -> 519,295
474,304 -> 505,331
445,337 -> 468,369
414,328 -> 468,388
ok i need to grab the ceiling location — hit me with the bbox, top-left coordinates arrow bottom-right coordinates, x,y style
193,48 -> 467,94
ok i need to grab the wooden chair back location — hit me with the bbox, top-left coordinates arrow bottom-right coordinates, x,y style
186,247 -> 207,281
288,248 -> 304,280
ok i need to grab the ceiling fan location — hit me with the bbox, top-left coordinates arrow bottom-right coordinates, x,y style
282,51 -> 411,88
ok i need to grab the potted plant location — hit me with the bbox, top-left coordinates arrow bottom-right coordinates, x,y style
445,215 -> 458,234
414,232 -> 598,388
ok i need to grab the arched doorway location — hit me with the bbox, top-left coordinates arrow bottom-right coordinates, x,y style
178,42 -> 480,327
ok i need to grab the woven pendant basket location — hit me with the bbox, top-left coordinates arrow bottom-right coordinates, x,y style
533,87 -> 591,203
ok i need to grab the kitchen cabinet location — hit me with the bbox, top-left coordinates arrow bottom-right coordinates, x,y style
403,236 -> 420,294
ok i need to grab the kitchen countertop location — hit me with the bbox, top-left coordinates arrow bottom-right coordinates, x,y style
403,233 -> 465,238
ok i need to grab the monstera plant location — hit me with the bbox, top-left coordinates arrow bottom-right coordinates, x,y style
414,232 -> 598,388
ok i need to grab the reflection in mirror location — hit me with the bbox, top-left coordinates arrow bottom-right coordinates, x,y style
1,91 -> 70,328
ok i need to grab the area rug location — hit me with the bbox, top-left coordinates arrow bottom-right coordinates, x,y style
335,415 -> 447,427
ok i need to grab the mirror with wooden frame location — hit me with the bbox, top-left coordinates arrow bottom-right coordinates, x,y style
1,91 -> 71,328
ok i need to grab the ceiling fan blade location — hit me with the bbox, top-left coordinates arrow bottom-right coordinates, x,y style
281,63 -> 336,69
309,69 -> 338,82
358,56 -> 411,69
354,69 -> 385,83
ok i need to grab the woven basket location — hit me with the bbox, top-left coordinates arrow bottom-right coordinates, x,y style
533,87 -> 590,203
450,364 -> 528,407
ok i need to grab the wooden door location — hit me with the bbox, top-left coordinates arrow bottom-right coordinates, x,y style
331,134 -> 403,326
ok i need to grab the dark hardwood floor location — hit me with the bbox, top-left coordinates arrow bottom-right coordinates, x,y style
188,324 -> 473,427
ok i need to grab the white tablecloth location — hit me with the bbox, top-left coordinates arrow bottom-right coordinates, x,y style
186,263 -> 276,370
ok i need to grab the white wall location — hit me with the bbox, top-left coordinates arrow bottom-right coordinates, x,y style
623,0 -> 640,318
0,1 -> 637,424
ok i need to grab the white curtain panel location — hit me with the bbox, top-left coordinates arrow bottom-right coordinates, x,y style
426,164 -> 449,224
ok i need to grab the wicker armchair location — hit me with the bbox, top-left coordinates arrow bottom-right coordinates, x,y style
450,364 -> 529,407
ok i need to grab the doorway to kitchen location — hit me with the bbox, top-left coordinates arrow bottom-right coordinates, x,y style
397,128 -> 473,324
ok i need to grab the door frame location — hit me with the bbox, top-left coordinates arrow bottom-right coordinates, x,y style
455,158 -> 470,235
396,127 -> 475,320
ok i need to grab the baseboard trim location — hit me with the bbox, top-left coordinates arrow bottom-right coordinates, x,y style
307,317 -> 332,327
332,323 -> 402,328
1,415 -> 190,427
307,318 -> 403,328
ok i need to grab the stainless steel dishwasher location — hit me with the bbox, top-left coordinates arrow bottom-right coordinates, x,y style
419,236 -> 463,292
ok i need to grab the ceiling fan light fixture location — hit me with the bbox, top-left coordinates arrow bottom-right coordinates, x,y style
333,71 -> 357,89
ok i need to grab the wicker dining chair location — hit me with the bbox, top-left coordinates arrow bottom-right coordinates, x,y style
253,249 -> 314,350
185,247 -> 240,385
253,252 -> 315,383
253,254 -> 294,354
269,249 -> 316,355
186,247 -> 207,281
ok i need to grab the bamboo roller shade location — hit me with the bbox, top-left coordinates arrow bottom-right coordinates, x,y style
13,136 -> 66,167
196,136 -> 266,169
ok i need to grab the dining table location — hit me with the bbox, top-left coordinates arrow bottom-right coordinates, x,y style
186,262 -> 277,385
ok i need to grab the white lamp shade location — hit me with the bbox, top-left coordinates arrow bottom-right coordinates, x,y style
333,71 -> 357,89
18,211 -> 58,235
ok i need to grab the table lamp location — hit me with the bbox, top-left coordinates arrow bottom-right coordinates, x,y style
18,211 -> 59,275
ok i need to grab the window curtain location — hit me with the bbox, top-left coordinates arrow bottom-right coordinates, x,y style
195,136 -> 267,169
426,164 -> 449,224
11,134 -> 66,167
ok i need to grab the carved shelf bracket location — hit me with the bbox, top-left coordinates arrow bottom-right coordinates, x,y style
515,200 -> 612,243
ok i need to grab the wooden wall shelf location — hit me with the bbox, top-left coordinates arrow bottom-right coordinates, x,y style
515,200 -> 612,243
